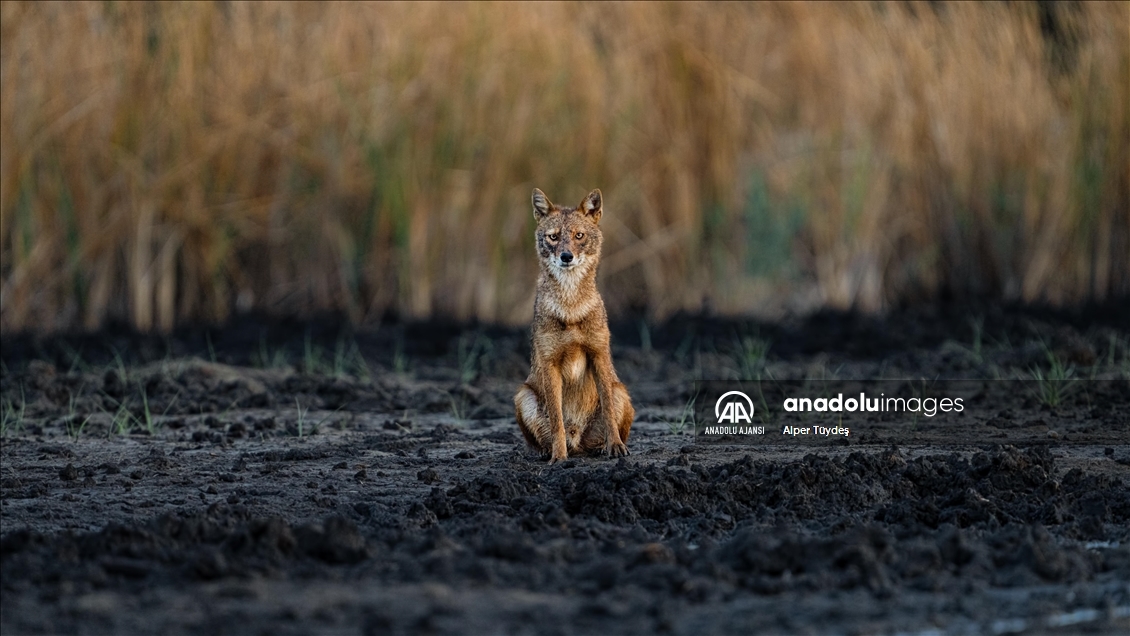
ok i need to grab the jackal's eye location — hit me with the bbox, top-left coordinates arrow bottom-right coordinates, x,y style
574,232 -> 584,240
546,232 -> 559,242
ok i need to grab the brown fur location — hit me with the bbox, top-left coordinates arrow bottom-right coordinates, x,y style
514,188 -> 634,463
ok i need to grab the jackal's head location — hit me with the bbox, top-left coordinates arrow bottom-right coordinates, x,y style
532,188 -> 603,279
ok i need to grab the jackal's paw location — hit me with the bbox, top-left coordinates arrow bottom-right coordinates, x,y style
603,440 -> 629,457
547,446 -> 569,464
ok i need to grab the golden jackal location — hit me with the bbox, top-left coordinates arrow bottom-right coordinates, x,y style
514,188 -> 634,463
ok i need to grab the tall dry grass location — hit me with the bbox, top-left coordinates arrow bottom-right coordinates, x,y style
1,1 -> 1127,333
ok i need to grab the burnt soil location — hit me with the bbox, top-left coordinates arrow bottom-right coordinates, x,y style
2,304 -> 1129,635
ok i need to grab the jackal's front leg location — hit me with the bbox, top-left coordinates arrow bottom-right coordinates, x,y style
590,350 -> 629,457
540,365 -> 569,463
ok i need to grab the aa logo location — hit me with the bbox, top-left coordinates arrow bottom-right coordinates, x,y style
715,391 -> 754,424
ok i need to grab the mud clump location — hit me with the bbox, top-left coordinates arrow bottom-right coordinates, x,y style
2,506 -> 372,592
877,446 -> 1128,540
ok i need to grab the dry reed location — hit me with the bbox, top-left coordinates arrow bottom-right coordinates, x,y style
1,1 -> 1127,333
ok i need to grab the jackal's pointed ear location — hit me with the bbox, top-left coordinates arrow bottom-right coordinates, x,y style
581,189 -> 602,223
532,188 -> 552,219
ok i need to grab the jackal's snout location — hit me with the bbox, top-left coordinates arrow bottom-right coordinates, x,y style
554,246 -> 583,270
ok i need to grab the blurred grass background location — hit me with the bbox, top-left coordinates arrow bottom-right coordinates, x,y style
1,1 -> 1127,334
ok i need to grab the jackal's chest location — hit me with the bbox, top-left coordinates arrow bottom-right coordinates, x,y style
536,327 -> 591,384
559,346 -> 588,384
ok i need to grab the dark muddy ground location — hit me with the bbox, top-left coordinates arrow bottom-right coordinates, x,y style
2,304 -> 1129,635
